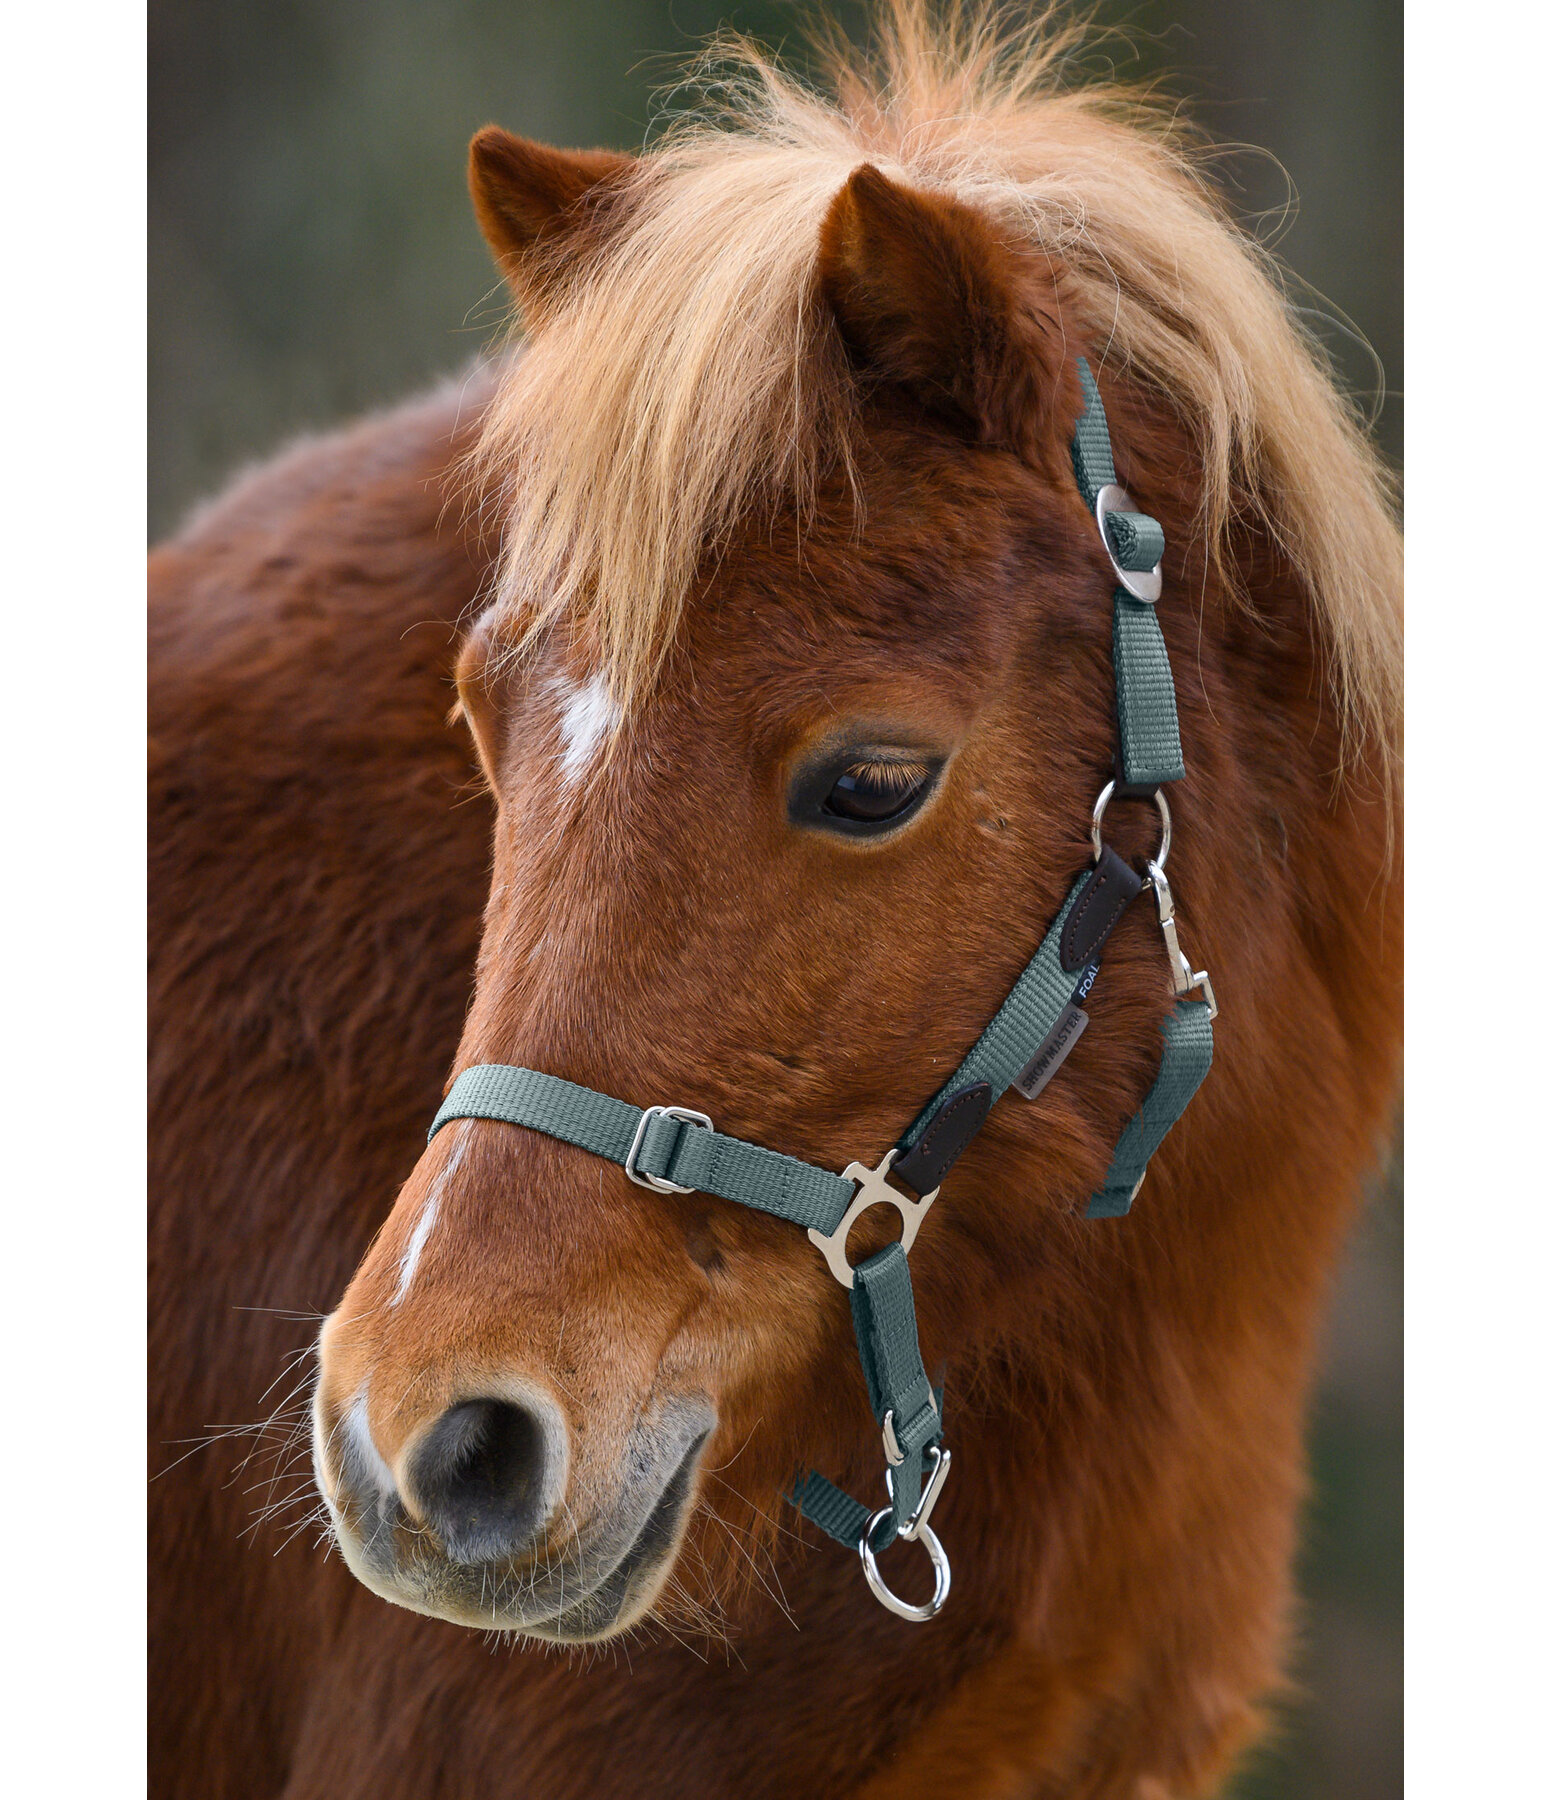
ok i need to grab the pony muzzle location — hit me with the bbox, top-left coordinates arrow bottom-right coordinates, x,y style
311,1319 -> 716,1639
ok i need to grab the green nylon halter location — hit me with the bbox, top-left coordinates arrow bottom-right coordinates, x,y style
427,359 -> 1216,1623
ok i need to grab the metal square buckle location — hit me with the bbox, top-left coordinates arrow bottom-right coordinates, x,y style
624,1104 -> 712,1194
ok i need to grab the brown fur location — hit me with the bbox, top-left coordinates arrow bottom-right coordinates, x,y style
821,163 -> 1080,473
150,12 -> 1400,1797
467,129 -> 637,325
466,3 -> 1401,753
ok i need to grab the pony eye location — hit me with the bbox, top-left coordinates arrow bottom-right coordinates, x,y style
788,746 -> 944,838
822,759 -> 933,826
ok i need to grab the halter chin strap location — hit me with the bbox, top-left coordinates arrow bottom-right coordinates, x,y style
426,359 -> 1215,1623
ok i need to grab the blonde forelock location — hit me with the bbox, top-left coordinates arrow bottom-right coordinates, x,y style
466,2 -> 1401,767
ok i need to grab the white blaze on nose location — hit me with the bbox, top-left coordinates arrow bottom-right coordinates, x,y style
550,672 -> 620,788
390,1122 -> 471,1307
344,1383 -> 398,1503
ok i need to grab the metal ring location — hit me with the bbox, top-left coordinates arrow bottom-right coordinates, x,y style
1094,484 -> 1162,603
859,1507 -> 951,1622
1090,780 -> 1171,871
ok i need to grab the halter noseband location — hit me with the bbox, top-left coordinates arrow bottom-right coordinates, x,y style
427,360 -> 1216,1623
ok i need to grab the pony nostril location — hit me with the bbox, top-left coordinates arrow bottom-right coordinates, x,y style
407,1398 -> 550,1565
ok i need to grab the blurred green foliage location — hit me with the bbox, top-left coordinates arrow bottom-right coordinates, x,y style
149,5 -> 1400,1794
150,1 -> 1400,537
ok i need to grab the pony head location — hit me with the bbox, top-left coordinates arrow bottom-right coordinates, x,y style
312,5 -> 1399,1642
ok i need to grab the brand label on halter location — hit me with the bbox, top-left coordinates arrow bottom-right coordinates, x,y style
1011,1002 -> 1089,1101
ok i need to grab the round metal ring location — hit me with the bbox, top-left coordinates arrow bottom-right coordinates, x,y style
859,1507 -> 951,1623
1090,780 -> 1171,870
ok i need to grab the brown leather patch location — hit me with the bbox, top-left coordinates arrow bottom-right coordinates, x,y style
1060,846 -> 1143,973
894,1082 -> 993,1195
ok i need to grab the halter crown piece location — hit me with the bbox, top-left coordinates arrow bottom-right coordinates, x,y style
428,361 -> 1216,1623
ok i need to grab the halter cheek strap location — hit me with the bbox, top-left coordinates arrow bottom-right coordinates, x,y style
426,358 -> 1216,1622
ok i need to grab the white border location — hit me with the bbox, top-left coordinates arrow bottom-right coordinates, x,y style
1,4 -> 147,1790
1406,1 -> 1548,1789
4,1 -> 1543,1786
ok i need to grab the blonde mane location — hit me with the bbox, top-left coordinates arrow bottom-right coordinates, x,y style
470,1 -> 1402,765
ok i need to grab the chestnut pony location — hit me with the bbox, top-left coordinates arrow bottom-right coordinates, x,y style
149,9 -> 1401,1796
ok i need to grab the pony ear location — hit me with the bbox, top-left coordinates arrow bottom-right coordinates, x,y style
453,612 -> 508,791
818,164 -> 1076,464
468,127 -> 636,320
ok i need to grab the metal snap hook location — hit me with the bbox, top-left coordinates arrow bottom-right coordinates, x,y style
884,1444 -> 951,1540
859,1506 -> 951,1622
1147,861 -> 1219,1020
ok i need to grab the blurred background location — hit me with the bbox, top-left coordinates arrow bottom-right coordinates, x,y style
149,3 -> 1401,1792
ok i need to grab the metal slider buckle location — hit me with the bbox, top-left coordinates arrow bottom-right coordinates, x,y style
807,1147 -> 939,1289
624,1104 -> 712,1194
1094,483 -> 1163,602
1147,861 -> 1218,1021
881,1396 -> 940,1468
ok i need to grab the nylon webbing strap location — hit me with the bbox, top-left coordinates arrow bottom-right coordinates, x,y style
431,1066 -> 637,1157
897,872 -> 1091,1159
853,1244 -> 938,1526
1112,597 -> 1185,787
1104,510 -> 1165,571
1070,360 -> 1119,509
787,1470 -> 873,1548
430,1066 -> 854,1235
788,1242 -> 941,1550
1086,1000 -> 1214,1217
1071,359 -> 1185,790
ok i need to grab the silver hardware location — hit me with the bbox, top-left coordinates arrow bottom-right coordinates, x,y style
1090,779 -> 1171,870
624,1104 -> 713,1193
1147,861 -> 1218,1020
807,1147 -> 939,1289
859,1505 -> 951,1622
881,1399 -> 940,1469
885,1444 -> 952,1541
1094,483 -> 1162,602
881,1410 -> 905,1467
